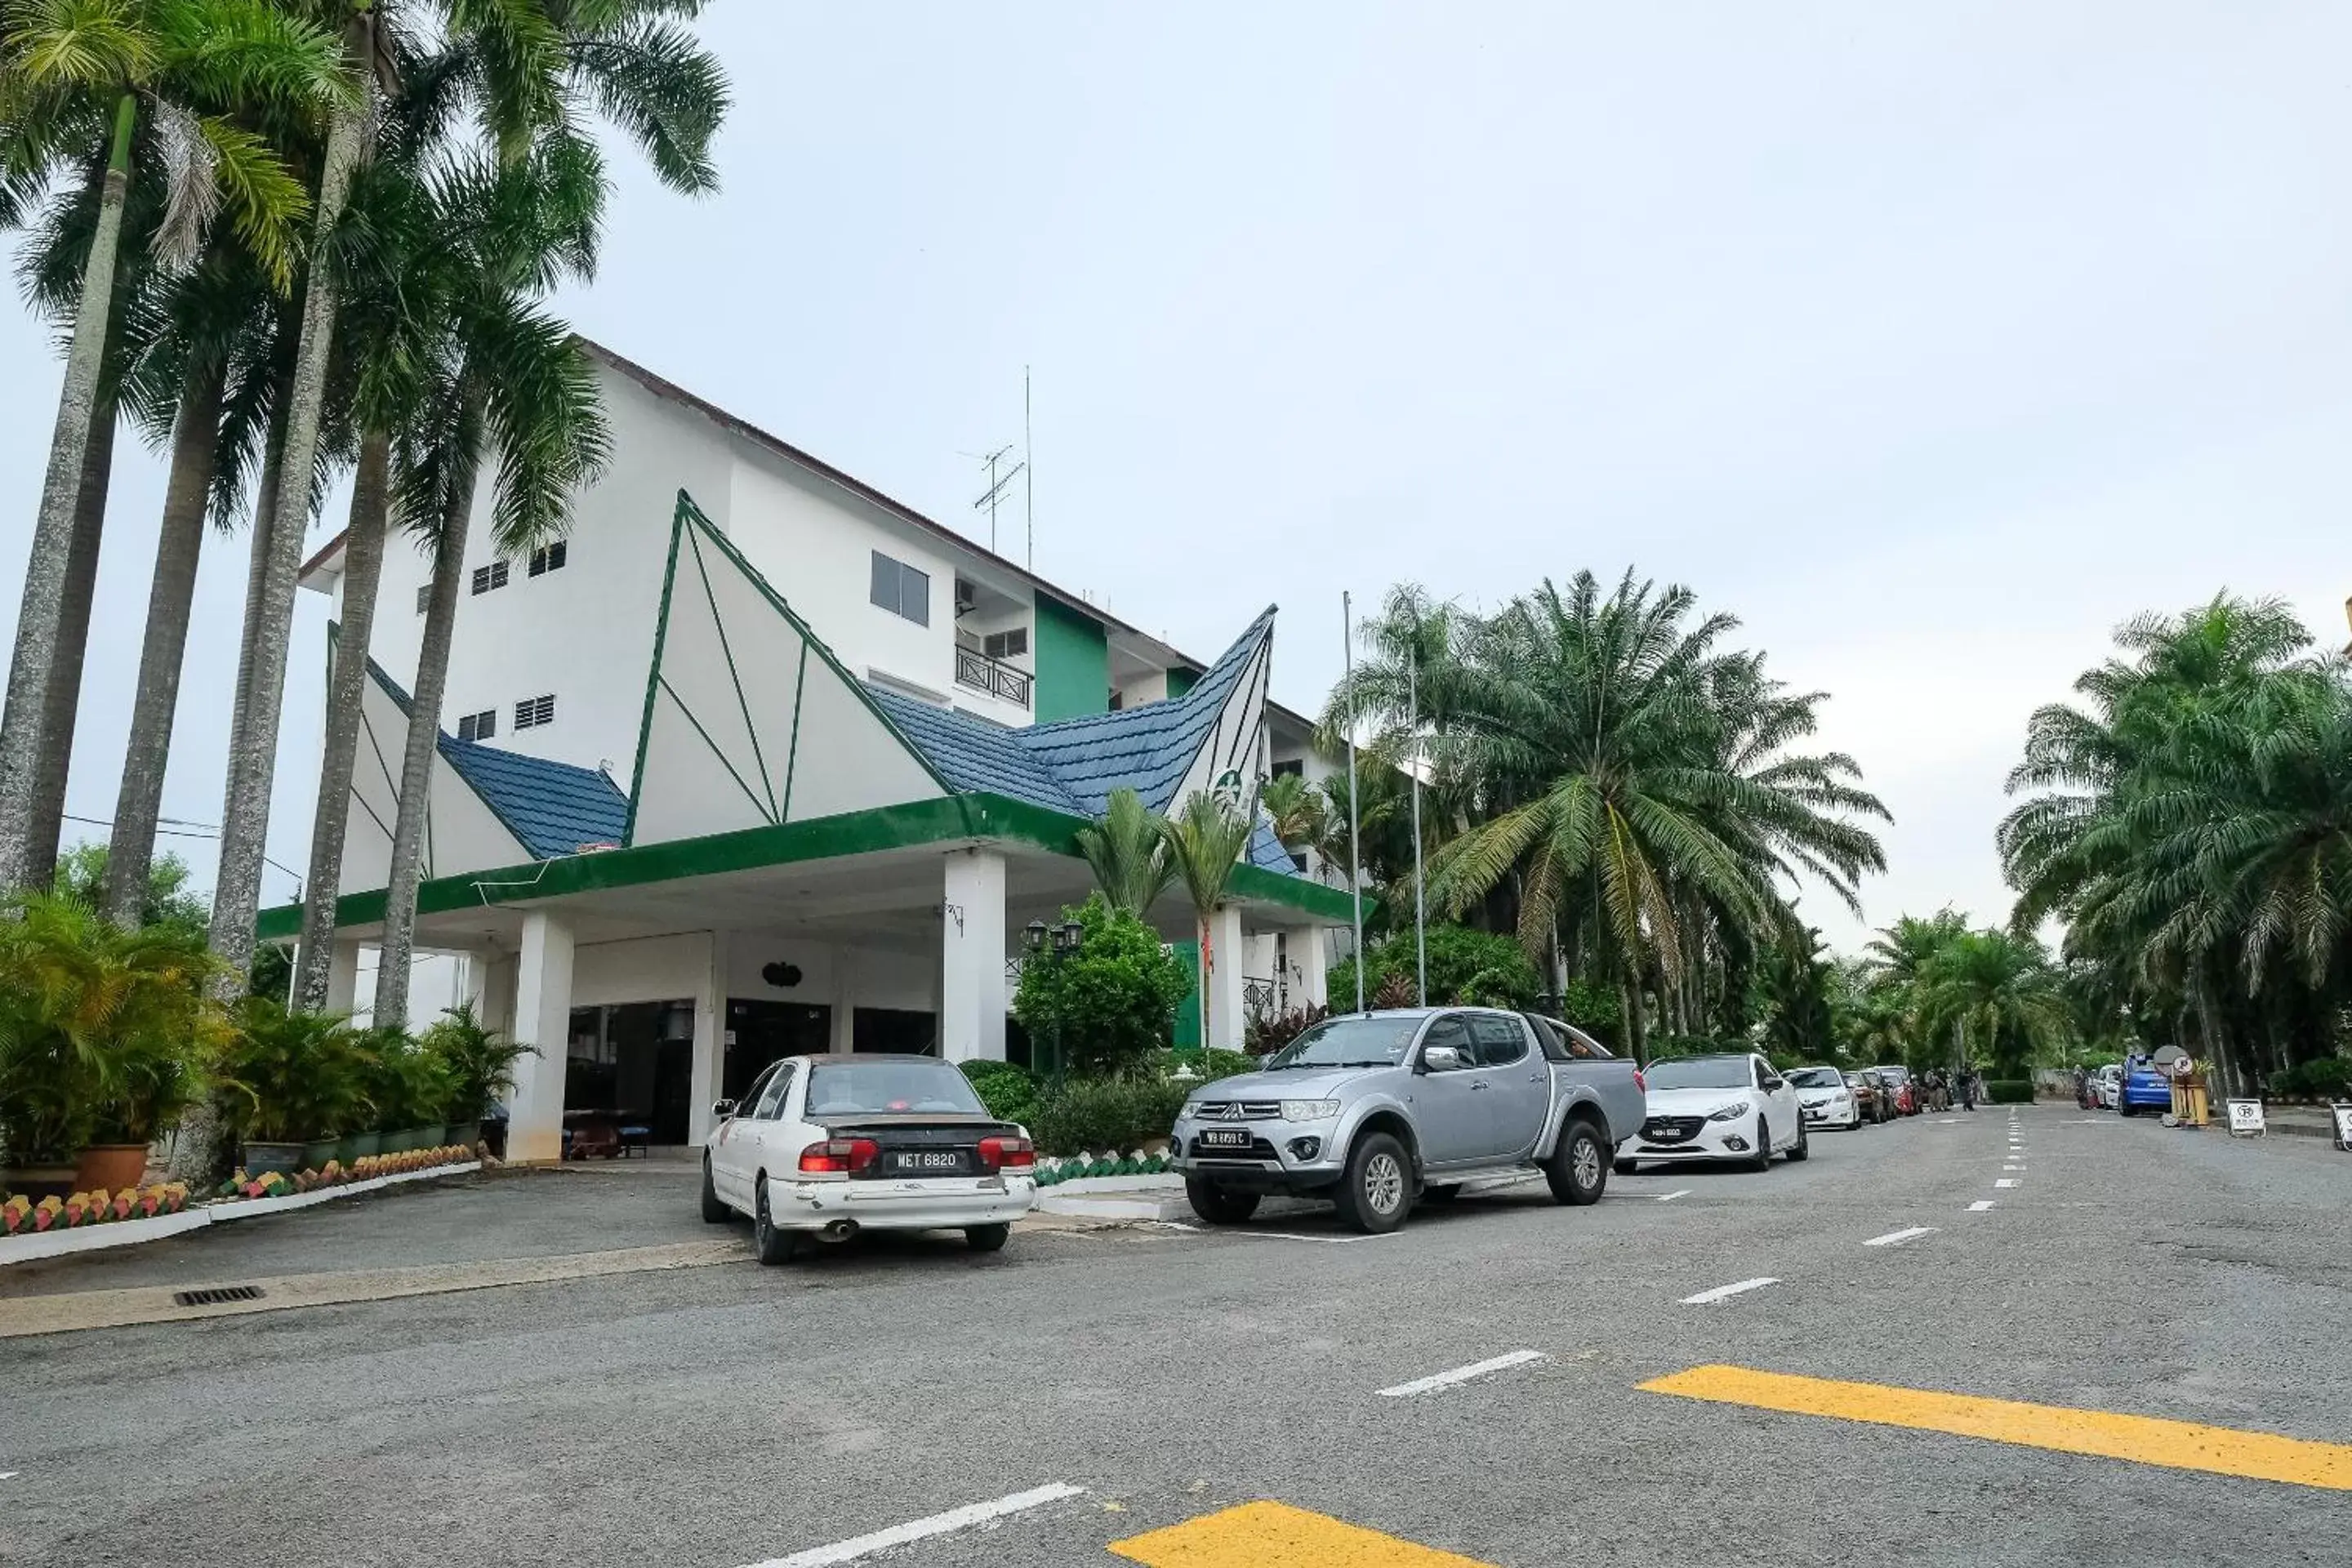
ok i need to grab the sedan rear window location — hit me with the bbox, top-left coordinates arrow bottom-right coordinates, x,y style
1786,1067 -> 1844,1089
804,1060 -> 986,1118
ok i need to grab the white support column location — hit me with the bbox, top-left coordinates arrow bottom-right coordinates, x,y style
829,947 -> 858,1055
507,911 -> 575,1165
940,849 -> 1008,1062
325,941 -> 362,1013
1209,904 -> 1248,1052
686,930 -> 728,1144
1299,925 -> 1330,1009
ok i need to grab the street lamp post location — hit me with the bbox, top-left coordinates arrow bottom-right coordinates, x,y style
1023,917 -> 1085,1090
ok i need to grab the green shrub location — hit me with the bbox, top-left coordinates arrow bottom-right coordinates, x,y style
1029,1075 -> 1190,1156
1326,924 -> 1543,1013
960,1060 -> 1041,1126
1157,1047 -> 1255,1082
419,1004 -> 534,1122
219,1001 -> 376,1143
1012,896 -> 1193,1075
2273,1058 -> 2351,1099
1985,1079 -> 2036,1104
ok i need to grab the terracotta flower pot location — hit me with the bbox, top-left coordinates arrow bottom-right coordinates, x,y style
74,1144 -> 151,1193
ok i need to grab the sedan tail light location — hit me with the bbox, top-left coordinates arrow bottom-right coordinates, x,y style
1633,1069 -> 1647,1094
797,1137 -> 880,1174
977,1134 -> 1035,1171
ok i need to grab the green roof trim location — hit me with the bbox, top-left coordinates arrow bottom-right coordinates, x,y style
257,791 -> 1358,941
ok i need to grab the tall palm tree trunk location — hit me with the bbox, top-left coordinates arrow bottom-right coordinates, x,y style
104,359 -> 227,924
220,349 -> 298,793
292,430 -> 391,1009
205,61 -> 369,999
0,95 -> 138,892
23,399 -> 118,890
372,459 -> 479,1028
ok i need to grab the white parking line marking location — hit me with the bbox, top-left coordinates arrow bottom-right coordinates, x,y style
1681,1276 -> 1779,1305
1606,1187 -> 1692,1202
747,1483 -> 1085,1566
1936,1118 -> 1958,1125
1656,1189 -> 1690,1202
1995,1178 -> 2020,1189
1143,1223 -> 1401,1245
0,1472 -> 16,1481
2004,1164 -> 2025,1171
1377,1349 -> 1549,1397
1864,1226 -> 1937,1248
1968,1200 -> 1997,1211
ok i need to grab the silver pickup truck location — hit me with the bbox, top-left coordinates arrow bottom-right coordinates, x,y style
1168,1006 -> 1646,1233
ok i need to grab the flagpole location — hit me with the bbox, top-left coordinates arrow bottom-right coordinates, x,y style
1343,592 -> 1365,1014
1410,648 -> 1426,1007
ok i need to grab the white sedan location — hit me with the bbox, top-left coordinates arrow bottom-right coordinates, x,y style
1614,1051 -> 1806,1173
1787,1065 -> 1864,1130
702,1053 -> 1036,1263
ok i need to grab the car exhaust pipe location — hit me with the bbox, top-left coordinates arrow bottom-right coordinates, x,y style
820,1218 -> 858,1242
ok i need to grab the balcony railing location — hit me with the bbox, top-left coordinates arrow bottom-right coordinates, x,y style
956,645 -> 1032,708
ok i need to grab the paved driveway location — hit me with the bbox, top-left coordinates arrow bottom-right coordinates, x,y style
5,1107 -> 2349,1566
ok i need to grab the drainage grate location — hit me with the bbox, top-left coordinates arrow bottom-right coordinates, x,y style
172,1285 -> 265,1307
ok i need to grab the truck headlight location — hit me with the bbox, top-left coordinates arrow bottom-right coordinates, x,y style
1281,1099 -> 1342,1122
1707,1101 -> 1753,1122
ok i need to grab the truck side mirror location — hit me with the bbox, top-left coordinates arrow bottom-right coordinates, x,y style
711,1098 -> 737,1120
1420,1045 -> 1463,1074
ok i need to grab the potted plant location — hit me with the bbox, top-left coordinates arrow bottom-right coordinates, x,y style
79,1024 -> 220,1192
0,894 -> 222,1197
419,1004 -> 533,1153
368,1031 -> 451,1152
218,1000 -> 369,1176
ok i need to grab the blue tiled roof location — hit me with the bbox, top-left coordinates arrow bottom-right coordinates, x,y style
866,688 -> 1082,816
858,608 -> 1306,879
364,660 -> 630,860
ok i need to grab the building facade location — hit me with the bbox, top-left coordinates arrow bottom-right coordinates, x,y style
274,344 -> 1351,1161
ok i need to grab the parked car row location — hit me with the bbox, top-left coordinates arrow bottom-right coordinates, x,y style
693,1016 -> 1945,1263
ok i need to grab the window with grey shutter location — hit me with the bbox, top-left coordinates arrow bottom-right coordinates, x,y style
868,551 -> 929,626
514,693 -> 556,730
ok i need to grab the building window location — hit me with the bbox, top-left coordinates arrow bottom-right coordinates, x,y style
470,559 -> 510,595
528,541 -> 568,577
457,709 -> 497,742
415,585 -> 431,614
869,550 -> 929,626
982,627 -> 1028,660
1271,757 -> 1304,779
514,693 -> 556,730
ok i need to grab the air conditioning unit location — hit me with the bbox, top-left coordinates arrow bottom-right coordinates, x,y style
954,579 -> 977,617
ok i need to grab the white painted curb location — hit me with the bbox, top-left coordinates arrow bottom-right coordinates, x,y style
1033,1190 -> 1195,1222
0,1160 -> 482,1268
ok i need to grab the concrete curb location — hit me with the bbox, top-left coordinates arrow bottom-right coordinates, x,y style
0,1161 -> 483,1268
1033,1174 -> 1188,1221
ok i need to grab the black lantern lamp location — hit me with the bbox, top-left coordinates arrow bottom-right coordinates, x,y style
1023,919 -> 1049,955
1054,918 -> 1084,955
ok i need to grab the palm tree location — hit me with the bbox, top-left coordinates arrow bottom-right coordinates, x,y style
0,0 -> 350,893
1912,929 -> 2069,1079
1422,571 -> 1887,1060
203,0 -> 386,997
366,3 -> 726,1023
1159,791 -> 1254,1054
1074,787 -> 1178,919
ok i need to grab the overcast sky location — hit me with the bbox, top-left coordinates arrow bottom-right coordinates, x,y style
2,2 -> 2347,956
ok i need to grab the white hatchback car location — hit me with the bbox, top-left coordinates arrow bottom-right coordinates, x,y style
702,1054 -> 1036,1263
1615,1051 -> 1806,1173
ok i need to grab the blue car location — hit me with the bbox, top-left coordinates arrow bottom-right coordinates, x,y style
2116,1059 -> 2173,1117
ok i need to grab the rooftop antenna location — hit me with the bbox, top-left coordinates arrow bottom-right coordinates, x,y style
1024,366 -> 1035,570
969,443 -> 1024,556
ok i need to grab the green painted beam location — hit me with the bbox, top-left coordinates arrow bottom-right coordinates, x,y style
258,791 -> 1359,940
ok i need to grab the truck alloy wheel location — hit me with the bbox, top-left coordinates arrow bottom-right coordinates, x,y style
1336,1131 -> 1412,1234
1545,1124 -> 1608,1206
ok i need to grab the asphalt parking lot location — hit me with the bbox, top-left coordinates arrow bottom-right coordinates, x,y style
4,1104 -> 2348,1566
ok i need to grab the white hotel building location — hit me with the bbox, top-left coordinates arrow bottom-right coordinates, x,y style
272,344 -> 1352,1162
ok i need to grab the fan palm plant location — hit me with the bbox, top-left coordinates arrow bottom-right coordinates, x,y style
1074,787 -> 1178,919
0,0 -> 352,893
1159,791 -> 1254,1053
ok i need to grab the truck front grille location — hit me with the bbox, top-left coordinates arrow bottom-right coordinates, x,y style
1190,1101 -> 1282,1120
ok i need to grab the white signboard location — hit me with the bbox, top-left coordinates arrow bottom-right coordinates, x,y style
2224,1098 -> 2265,1137
2332,1102 -> 2352,1152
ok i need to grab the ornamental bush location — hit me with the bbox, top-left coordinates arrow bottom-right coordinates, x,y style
960,1060 -> 1041,1127
1325,924 -> 1542,1013
2272,1058 -> 2351,1099
1028,1075 -> 1190,1157
1984,1079 -> 2036,1104
1012,895 -> 1192,1076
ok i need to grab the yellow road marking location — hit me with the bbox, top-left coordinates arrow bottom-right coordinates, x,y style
1641,1364 -> 2352,1491
1109,1501 -> 1496,1567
